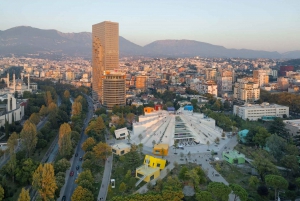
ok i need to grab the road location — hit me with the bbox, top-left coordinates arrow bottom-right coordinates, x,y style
58,94 -> 94,201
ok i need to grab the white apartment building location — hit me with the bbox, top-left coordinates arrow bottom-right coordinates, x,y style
217,70 -> 233,96
195,80 -> 217,97
233,79 -> 260,102
233,102 -> 289,121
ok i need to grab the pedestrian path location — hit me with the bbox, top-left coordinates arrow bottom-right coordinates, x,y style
97,155 -> 113,201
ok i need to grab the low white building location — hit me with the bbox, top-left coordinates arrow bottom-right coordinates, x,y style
233,102 -> 289,121
114,127 -> 129,140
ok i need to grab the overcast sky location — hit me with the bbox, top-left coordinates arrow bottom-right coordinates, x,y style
1,0 -> 300,52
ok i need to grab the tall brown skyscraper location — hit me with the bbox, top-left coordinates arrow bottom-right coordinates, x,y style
92,21 -> 125,109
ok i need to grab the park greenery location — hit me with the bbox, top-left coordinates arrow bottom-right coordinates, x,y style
0,79 -> 89,200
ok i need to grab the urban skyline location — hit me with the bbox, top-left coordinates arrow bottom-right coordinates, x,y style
1,0 -> 300,52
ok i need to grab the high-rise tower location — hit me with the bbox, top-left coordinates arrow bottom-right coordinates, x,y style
92,21 -> 125,109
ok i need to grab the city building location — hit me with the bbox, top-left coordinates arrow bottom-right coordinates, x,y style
135,75 -> 148,91
111,142 -> 131,156
280,66 -> 294,76
114,127 -> 129,140
217,70 -> 233,96
135,155 -> 166,185
92,21 -> 124,107
204,67 -> 217,80
1,73 -> 32,96
233,102 -> 289,121
253,69 -> 269,87
65,70 -> 75,81
222,150 -> 245,164
102,71 -> 126,109
277,77 -> 289,90
0,94 -> 26,126
233,79 -> 260,102
152,144 -> 169,156
195,80 -> 217,97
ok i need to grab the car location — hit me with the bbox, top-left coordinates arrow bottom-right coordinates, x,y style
70,171 -> 74,176
79,157 -> 82,161
76,165 -> 80,170
62,196 -> 66,201
75,153 -> 78,157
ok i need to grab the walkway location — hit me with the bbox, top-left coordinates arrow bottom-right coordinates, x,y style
97,154 -> 113,201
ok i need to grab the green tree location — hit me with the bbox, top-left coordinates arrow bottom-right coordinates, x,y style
44,91 -> 53,106
253,127 -> 270,147
119,182 -> 127,194
281,155 -> 299,174
64,90 -> 70,99
18,188 -> 30,201
71,186 -> 94,201
82,137 -> 96,152
20,120 -> 37,157
75,170 -> 94,192
93,142 -> 112,163
39,105 -> 48,116
185,168 -> 200,188
59,132 -> 72,157
269,118 -> 289,138
126,113 -> 135,124
179,166 -> 189,181
152,140 -> 156,147
29,113 -> 40,125
229,184 -> 248,201
58,123 -> 72,157
195,191 -> 214,201
248,176 -> 260,188
72,101 -> 82,116
252,150 -> 277,181
208,182 -> 231,201
265,175 -> 288,201
266,134 -> 286,160
95,107 -> 106,116
138,134 -> 143,143
54,158 -> 70,174
32,163 -> 57,201
7,132 -> 18,154
15,158 -> 38,185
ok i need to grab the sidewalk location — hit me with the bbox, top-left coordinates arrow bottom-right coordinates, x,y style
97,155 -> 113,201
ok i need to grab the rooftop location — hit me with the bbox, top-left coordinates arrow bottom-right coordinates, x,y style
239,102 -> 288,109
223,150 -> 245,158
284,119 -> 300,129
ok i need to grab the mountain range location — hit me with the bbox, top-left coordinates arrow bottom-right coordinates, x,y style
0,26 -> 299,59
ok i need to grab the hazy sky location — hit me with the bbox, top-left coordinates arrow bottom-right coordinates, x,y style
1,0 -> 300,52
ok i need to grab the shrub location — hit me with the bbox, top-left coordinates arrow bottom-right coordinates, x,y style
257,185 -> 268,196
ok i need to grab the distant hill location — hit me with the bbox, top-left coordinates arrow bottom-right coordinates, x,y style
0,26 -> 299,59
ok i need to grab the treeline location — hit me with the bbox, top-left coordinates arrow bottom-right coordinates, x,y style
260,90 -> 300,113
0,80 -> 88,200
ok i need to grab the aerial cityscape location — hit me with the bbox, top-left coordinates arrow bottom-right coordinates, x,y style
0,1 -> 300,201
